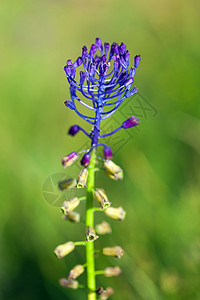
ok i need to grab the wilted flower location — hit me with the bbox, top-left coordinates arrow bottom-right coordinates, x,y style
66,211 -> 80,223
104,206 -> 126,221
54,241 -> 75,258
59,278 -> 79,289
68,264 -> 85,280
86,226 -> 99,242
61,197 -> 80,215
95,221 -> 112,235
104,267 -> 122,277
98,287 -> 114,300
58,178 -> 77,190
61,152 -> 78,168
104,160 -> 123,180
102,246 -> 124,258
77,168 -> 88,188
94,189 -> 111,209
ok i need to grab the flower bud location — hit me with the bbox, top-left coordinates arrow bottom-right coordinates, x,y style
89,62 -> 96,77
77,168 -> 88,188
58,178 -> 77,190
124,77 -> 134,87
104,42 -> 110,55
89,44 -> 97,58
68,125 -> 80,136
73,56 -> 82,68
95,221 -> 112,235
86,226 -> 99,242
61,151 -> 78,168
82,46 -> 88,58
101,54 -> 107,63
122,116 -> 140,129
95,37 -> 103,52
99,287 -> 114,300
64,100 -> 75,110
54,241 -> 75,258
104,206 -> 126,221
59,278 -> 78,289
102,246 -> 124,258
80,71 -> 86,85
103,146 -> 113,160
61,197 -> 80,215
125,87 -> 138,98
80,153 -> 91,167
124,50 -> 130,62
63,211 -> 80,223
104,160 -> 123,180
119,42 -> 126,55
134,55 -> 141,68
104,267 -> 122,277
68,264 -> 85,280
94,189 -> 111,210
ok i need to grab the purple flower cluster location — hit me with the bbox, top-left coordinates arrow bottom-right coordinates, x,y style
64,38 -> 141,165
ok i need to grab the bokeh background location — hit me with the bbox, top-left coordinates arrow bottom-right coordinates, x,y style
1,0 -> 200,299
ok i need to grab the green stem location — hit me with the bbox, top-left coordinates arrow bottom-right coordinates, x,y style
86,150 -> 96,300
95,270 -> 105,276
74,241 -> 86,246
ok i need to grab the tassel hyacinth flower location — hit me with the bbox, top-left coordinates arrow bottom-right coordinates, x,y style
54,38 -> 141,299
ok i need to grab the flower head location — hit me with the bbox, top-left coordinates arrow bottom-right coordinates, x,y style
64,38 -> 140,152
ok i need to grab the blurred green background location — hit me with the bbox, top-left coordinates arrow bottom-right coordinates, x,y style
1,0 -> 200,299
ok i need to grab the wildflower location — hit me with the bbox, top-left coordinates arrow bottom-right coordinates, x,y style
58,37 -> 141,298
122,116 -> 140,129
103,146 -> 113,160
61,152 -> 78,168
104,267 -> 122,277
58,178 -> 77,190
54,241 -> 75,258
104,206 -> 126,221
102,246 -> 124,258
86,226 -> 99,242
68,125 -> 80,136
94,189 -> 111,210
77,168 -> 88,188
80,153 -> 91,167
104,160 -> 123,180
95,221 -> 112,235
59,278 -> 79,289
97,287 -> 114,300
61,197 -> 80,215
68,264 -> 85,280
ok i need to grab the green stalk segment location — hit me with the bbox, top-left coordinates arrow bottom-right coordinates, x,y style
86,150 -> 96,300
